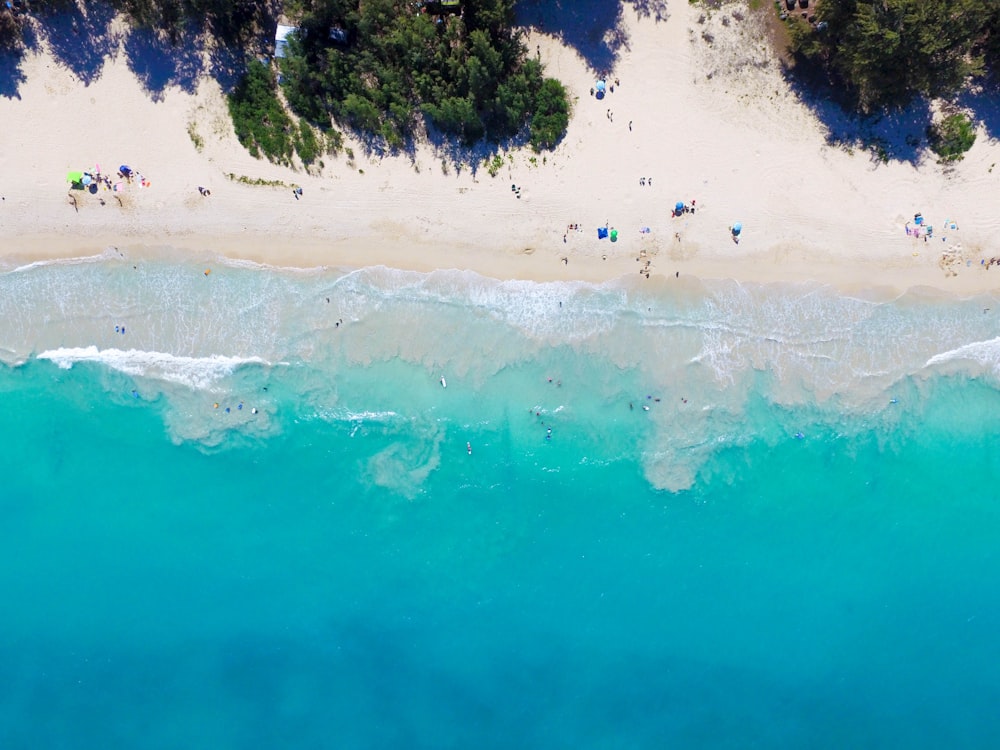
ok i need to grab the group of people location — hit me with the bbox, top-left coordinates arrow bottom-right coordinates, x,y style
589,76 -> 621,97
672,200 -> 696,217
213,401 -> 258,416
75,163 -> 150,197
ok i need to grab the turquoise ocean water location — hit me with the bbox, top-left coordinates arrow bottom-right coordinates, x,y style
1,249 -> 999,748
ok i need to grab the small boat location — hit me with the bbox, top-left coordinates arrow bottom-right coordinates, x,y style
440,376 -> 447,388
467,442 -> 472,455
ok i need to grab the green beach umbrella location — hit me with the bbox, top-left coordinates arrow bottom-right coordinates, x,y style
67,170 -> 83,184
610,229 -> 618,242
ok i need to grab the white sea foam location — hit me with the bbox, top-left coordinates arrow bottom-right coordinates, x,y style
9,255 -> 1000,491
36,347 -> 270,389
314,406 -> 401,423
925,337 -> 1000,375
216,256 -> 332,275
6,247 -> 122,274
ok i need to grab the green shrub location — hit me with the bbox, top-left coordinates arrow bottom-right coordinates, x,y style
325,128 -> 344,155
927,113 -> 977,163
486,153 -> 503,177
529,78 -> 569,151
187,122 -> 204,151
280,0 -> 571,153
295,119 -> 321,165
227,59 -> 295,164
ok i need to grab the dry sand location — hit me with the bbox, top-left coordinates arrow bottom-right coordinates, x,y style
2,2 -> 1000,295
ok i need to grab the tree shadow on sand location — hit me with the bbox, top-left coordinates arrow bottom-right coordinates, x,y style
782,65 -> 929,167
0,24 -> 35,99
515,0 -> 669,74
33,0 -> 119,85
0,50 -> 26,99
121,23 -> 204,100
0,13 -> 43,98
121,18 -> 264,99
1,2 -> 264,101
782,50 -> 1000,166
958,81 -> 1000,144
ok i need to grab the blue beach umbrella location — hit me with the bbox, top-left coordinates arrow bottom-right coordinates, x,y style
596,80 -> 606,93
675,201 -> 685,212
732,222 -> 742,235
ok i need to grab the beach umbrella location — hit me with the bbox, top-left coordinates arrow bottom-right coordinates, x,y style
675,201 -> 685,212
67,170 -> 83,184
610,229 -> 618,242
596,80 -> 606,93
81,174 -> 92,186
732,222 -> 742,235
119,165 -> 132,176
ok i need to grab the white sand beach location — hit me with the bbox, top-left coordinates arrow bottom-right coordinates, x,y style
2,2 -> 999,294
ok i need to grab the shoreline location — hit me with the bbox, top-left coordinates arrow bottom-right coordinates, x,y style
5,231 -> 1000,301
2,3 -> 1000,299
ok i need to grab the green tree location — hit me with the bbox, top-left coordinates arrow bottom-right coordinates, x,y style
927,112 -> 977,163
981,4 -> 1000,75
227,59 -> 295,163
340,92 -> 382,131
0,8 -> 22,49
423,95 -> 484,143
813,0 -> 989,111
530,77 -> 569,151
280,0 -> 569,152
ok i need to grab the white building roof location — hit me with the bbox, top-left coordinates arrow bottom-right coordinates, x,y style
274,24 -> 297,58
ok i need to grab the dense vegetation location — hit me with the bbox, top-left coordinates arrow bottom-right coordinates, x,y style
112,0 -> 271,44
1,0 -> 272,47
279,0 -> 570,150
228,59 -> 296,163
790,0 -> 1000,113
227,58 -> 338,166
927,112 -> 977,163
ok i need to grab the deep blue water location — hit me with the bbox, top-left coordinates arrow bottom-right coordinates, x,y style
1,255 -> 999,748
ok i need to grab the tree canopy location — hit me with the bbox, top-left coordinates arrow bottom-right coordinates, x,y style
111,0 -> 272,44
279,0 -> 570,150
795,0 -> 998,112
0,0 -> 271,49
